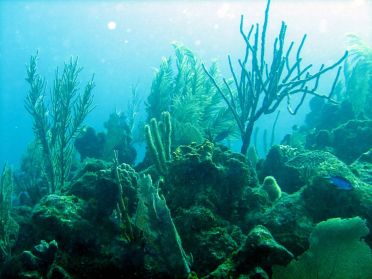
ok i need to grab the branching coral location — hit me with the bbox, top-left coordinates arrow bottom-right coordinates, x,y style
203,0 -> 348,154
25,54 -> 94,193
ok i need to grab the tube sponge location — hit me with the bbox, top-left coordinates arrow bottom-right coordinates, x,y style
162,111 -> 172,161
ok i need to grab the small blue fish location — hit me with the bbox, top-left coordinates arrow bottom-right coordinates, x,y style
323,175 -> 353,190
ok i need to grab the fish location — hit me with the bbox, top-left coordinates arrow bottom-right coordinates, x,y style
322,175 -> 353,190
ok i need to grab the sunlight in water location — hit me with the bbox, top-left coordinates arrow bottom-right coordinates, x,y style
107,20 -> 117,30
216,3 -> 235,19
353,0 -> 366,7
318,18 -> 328,33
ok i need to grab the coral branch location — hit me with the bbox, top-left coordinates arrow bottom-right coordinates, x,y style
203,0 -> 347,155
25,54 -> 94,193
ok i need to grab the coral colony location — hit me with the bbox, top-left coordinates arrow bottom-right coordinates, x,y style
1,0 -> 371,278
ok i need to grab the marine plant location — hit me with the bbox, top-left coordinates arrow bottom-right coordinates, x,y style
203,0 -> 348,155
147,43 -> 236,145
25,54 -> 94,193
0,164 -> 19,263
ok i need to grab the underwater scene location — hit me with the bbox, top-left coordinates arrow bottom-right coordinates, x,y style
0,0 -> 371,278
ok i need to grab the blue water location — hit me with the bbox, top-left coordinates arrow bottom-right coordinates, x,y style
0,0 -> 371,167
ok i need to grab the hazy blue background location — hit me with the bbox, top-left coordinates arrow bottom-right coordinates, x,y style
0,0 -> 371,168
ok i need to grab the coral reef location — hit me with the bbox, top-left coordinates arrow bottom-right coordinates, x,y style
166,141 -> 258,222
74,112 -> 137,165
6,139 -> 372,278
1,240 -> 71,278
272,217 -> 372,279
155,141 -> 262,275
3,0 -> 371,278
207,225 -> 294,279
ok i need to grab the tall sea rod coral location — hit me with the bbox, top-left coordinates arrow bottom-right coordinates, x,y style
203,0 -> 348,155
25,54 -> 94,193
